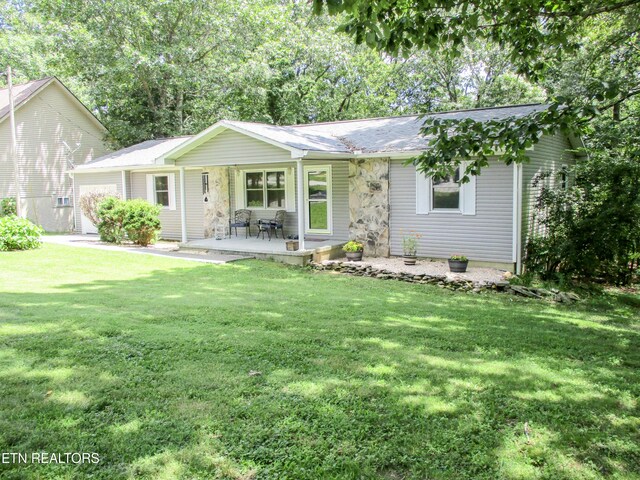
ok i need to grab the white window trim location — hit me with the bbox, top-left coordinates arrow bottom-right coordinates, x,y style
146,173 -> 176,210
415,162 -> 476,216
303,165 -> 332,235
240,168 -> 290,211
55,196 -> 72,208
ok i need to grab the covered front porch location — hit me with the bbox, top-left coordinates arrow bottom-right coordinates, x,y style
181,235 -> 346,265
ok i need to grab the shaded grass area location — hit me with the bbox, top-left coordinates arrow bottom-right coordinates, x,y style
0,244 -> 639,479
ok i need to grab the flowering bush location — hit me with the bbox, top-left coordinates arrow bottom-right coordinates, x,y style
1,198 -> 17,217
401,231 -> 422,256
0,216 -> 44,251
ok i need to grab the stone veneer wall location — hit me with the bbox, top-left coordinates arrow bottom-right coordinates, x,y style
203,167 -> 230,238
348,158 -> 390,257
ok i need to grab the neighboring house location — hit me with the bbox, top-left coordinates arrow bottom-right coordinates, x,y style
73,104 -> 582,272
0,77 -> 109,231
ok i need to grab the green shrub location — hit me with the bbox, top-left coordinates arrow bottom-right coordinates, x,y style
96,197 -> 162,246
342,240 -> 364,252
1,198 -> 17,217
96,197 -> 126,244
0,216 -> 43,251
123,199 -> 161,246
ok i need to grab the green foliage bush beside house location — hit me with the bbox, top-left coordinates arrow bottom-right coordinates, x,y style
525,152 -> 640,285
96,197 -> 162,246
0,216 -> 44,251
122,199 -> 162,247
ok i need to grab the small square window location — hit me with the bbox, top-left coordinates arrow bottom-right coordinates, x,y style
56,197 -> 71,207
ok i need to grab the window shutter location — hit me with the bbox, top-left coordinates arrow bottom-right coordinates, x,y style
146,174 -> 155,204
461,164 -> 476,215
234,169 -> 245,209
416,169 -> 430,215
168,173 -> 176,211
285,167 -> 296,212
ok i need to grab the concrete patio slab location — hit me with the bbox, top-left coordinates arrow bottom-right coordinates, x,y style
42,235 -> 251,264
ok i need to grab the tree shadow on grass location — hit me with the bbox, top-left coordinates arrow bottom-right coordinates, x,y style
0,260 -> 639,479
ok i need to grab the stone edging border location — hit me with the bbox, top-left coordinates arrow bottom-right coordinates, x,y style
308,260 -> 581,303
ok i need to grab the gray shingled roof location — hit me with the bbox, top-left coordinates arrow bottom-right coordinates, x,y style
76,136 -> 192,170
286,104 -> 547,153
76,104 -> 547,170
0,77 -> 53,123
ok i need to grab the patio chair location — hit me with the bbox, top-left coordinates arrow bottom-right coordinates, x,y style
272,210 -> 286,239
256,210 -> 286,241
230,209 -> 252,238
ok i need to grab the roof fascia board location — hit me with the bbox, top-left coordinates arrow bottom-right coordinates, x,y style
73,165 -> 202,175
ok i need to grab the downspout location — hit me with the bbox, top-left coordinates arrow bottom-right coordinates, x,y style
513,163 -> 523,274
296,158 -> 305,251
179,167 -> 188,243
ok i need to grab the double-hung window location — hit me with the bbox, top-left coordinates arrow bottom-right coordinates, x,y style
146,173 -> 176,210
154,176 -> 170,207
244,170 -> 286,209
432,168 -> 461,210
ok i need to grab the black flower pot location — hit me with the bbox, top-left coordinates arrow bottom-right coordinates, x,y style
346,251 -> 363,262
448,259 -> 468,273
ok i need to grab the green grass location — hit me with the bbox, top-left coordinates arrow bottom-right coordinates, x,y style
0,244 -> 639,480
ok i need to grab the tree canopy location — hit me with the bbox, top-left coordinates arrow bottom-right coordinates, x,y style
314,0 -> 640,179
1,0 -> 540,147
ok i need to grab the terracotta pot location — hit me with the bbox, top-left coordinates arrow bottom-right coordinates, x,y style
345,251 -> 363,262
448,259 -> 468,273
403,255 -> 417,266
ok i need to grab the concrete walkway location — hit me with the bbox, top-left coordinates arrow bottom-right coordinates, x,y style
43,235 -> 252,264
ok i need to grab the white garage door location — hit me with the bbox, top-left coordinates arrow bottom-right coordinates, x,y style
78,184 -> 118,234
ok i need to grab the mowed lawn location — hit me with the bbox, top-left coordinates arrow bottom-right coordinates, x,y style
0,244 -> 639,480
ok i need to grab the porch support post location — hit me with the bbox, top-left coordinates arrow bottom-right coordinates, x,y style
179,166 -> 188,243
296,158 -> 305,250
121,170 -> 127,200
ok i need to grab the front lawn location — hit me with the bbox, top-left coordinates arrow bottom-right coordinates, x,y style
0,244 -> 638,479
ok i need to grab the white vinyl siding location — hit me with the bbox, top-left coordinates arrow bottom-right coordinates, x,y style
391,158 -> 513,263
129,169 -> 204,241
521,133 -> 577,253
176,129 -> 291,166
0,81 -> 108,231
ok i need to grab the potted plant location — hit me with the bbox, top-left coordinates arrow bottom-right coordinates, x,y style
342,240 -> 364,261
448,254 -> 469,273
402,232 -> 422,265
